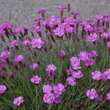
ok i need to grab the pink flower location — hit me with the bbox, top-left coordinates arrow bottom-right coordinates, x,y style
66,67 -> 73,75
88,50 -> 98,58
86,88 -> 99,100
53,25 -> 65,37
87,33 -> 98,43
106,92 -> 110,101
84,58 -> 95,67
0,50 -> 10,60
13,96 -> 24,106
107,41 -> 110,48
43,84 -> 53,94
101,32 -> 109,39
14,55 -> 24,64
84,24 -> 94,32
46,64 -> 56,78
71,70 -> 84,79
66,77 -> 76,86
103,68 -> 110,80
31,38 -> 45,49
32,25 -> 42,33
10,40 -> 19,48
101,73 -> 108,81
58,49 -> 65,59
15,25 -> 27,35
53,96 -> 61,104
43,93 -> 55,104
53,83 -> 65,95
64,17 -> 77,26
23,39 -> 31,47
64,24 -> 74,33
30,63 -> 39,71
96,15 -> 103,21
0,22 -> 13,31
47,16 -> 60,28
0,84 -> 7,95
91,70 -> 102,81
31,75 -> 41,85
79,51 -> 89,61
70,56 -> 81,70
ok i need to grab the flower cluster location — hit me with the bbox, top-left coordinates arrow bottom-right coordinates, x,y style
91,68 -> 110,81
66,55 -> 84,86
79,50 -> 97,67
43,83 -> 65,104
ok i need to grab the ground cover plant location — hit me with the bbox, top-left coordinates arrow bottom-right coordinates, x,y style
0,3 -> 110,110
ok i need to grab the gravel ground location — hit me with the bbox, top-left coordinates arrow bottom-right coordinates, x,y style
0,0 -> 110,25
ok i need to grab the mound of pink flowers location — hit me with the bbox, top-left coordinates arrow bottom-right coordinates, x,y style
0,3 -> 110,109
